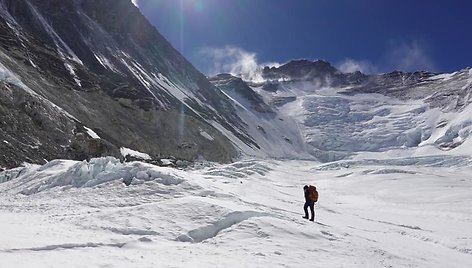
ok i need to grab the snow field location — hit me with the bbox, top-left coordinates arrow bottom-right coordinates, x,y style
0,157 -> 471,267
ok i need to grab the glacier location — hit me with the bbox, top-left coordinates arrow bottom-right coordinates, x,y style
1,155 -> 471,267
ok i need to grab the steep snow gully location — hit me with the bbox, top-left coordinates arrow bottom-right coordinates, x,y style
1,156 -> 471,267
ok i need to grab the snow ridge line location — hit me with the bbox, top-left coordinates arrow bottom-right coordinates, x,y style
360,217 -> 426,231
102,227 -> 159,236
2,241 -> 128,252
177,211 -> 271,243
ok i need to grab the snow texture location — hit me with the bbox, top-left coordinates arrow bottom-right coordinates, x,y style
0,61 -> 38,96
1,156 -> 471,267
84,126 -> 100,139
252,69 -> 472,161
120,147 -> 151,160
199,129 -> 214,141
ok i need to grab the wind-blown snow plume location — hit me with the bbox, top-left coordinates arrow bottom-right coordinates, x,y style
387,41 -> 436,72
337,41 -> 436,74
131,0 -> 139,7
337,58 -> 377,74
200,46 -> 280,82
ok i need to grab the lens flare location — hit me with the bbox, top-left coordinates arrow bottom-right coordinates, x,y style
178,102 -> 185,143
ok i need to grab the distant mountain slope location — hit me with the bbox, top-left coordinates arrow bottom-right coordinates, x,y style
0,0 -> 470,168
247,60 -> 472,161
209,74 -> 309,159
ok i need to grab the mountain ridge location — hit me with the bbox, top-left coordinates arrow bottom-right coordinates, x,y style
0,0 -> 250,168
212,62 -> 472,162
1,0 -> 471,168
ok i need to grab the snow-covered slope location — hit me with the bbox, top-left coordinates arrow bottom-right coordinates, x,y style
245,61 -> 472,161
1,156 -> 471,267
209,74 -> 309,159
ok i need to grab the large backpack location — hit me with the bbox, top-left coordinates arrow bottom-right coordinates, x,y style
308,185 -> 318,202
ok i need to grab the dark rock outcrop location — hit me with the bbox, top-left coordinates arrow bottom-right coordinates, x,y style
0,0 -> 255,168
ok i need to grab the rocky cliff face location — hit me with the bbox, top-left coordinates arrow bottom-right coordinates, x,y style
0,0 -> 259,168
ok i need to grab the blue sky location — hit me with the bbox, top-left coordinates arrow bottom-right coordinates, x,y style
134,0 -> 471,75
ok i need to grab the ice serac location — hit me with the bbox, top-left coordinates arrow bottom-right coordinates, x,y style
235,60 -> 472,161
0,0 -> 266,167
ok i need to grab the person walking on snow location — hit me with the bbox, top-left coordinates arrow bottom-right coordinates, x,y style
303,185 -> 318,221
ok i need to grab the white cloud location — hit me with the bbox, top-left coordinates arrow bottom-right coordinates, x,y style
131,0 -> 139,7
337,59 -> 377,74
199,46 -> 280,82
337,41 -> 436,74
198,42 -> 435,80
387,41 -> 436,72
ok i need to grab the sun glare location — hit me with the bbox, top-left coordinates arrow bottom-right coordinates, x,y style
177,0 -> 207,51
